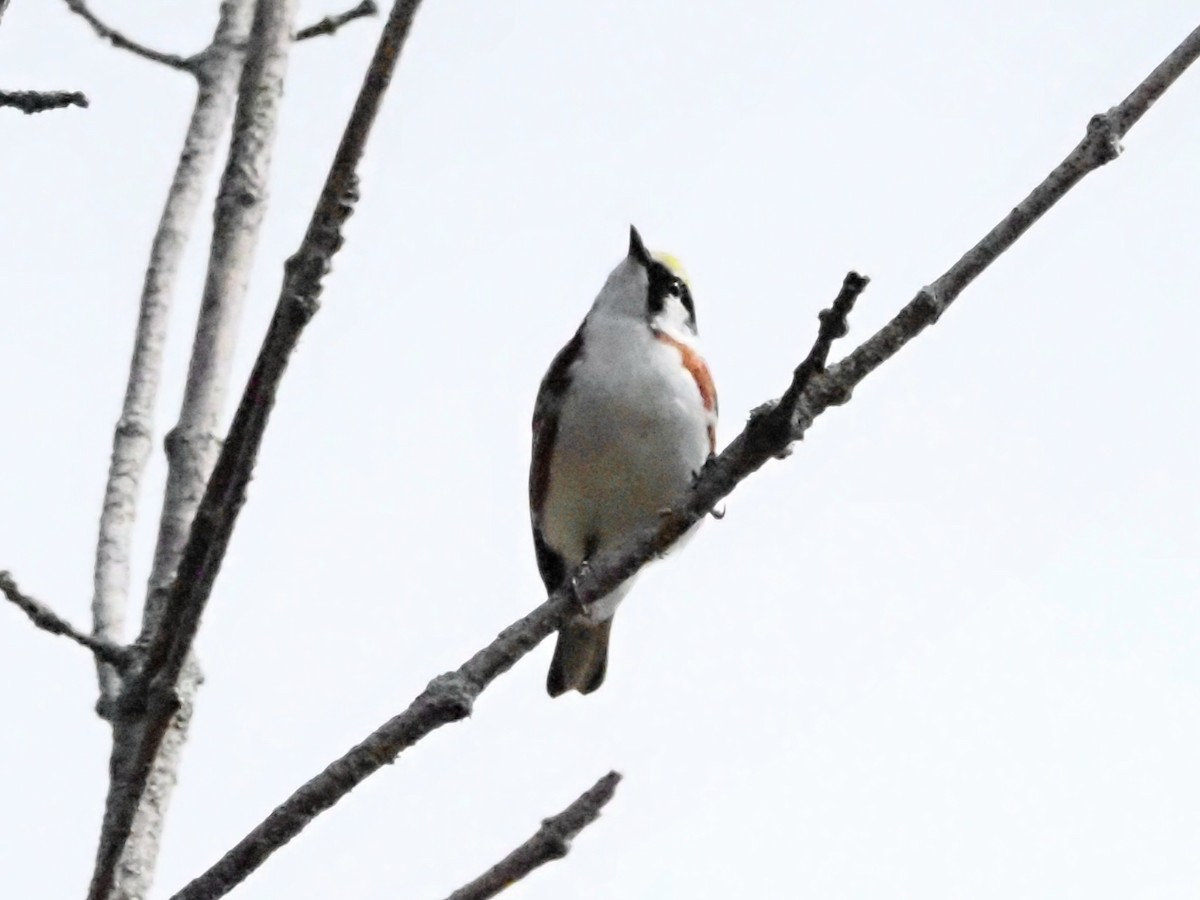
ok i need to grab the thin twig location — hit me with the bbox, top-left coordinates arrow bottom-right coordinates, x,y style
90,0 -> 254,715
444,772 -> 622,900
0,90 -> 89,113
757,271 -> 868,451
63,0 -> 195,72
1,572 -> 129,668
295,0 -> 377,40
169,23 -> 1200,900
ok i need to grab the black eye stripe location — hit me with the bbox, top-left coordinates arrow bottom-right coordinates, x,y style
645,261 -> 696,329
645,262 -> 671,315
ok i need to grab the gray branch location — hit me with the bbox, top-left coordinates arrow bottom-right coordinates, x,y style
85,4 -> 427,897
82,3 -> 255,899
85,0 -> 296,898
63,0 -> 196,72
799,22 -> 1200,436
295,0 -> 378,41
1,572 -> 129,668
133,0 -> 423,713
140,0 -> 297,648
90,0 -> 255,715
444,772 -> 622,900
0,89 -> 88,113
166,22 -> 1200,900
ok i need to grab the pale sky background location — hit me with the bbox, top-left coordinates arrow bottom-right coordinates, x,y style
2,2 -> 1199,898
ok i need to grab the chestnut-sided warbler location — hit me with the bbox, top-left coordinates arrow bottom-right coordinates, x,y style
530,226 -> 718,696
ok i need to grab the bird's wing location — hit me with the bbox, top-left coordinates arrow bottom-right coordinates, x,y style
529,325 -> 585,591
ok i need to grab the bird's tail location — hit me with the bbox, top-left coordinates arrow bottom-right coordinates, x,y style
547,618 -> 612,697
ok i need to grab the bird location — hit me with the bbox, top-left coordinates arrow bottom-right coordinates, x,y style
529,226 -> 718,697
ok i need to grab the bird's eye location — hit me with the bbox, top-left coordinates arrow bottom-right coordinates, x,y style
669,278 -> 685,296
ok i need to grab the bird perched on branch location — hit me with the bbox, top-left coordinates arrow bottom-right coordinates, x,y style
530,227 -> 718,697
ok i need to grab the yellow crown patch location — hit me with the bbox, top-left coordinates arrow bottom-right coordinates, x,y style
652,251 -> 689,285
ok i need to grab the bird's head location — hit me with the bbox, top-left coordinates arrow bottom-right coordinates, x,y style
589,226 -> 697,337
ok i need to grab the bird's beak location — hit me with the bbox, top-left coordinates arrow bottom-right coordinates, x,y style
628,225 -> 652,267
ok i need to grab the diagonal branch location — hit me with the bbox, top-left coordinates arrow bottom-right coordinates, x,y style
168,21 -> 1200,900
443,772 -> 622,900
1,572 -> 129,669
0,89 -> 89,113
63,0 -> 196,72
295,0 -> 378,41
796,21 -> 1200,435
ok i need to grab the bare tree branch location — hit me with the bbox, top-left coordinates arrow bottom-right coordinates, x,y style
443,772 -> 622,900
86,0 -> 297,897
131,0 -> 424,712
108,0 -> 426,820
799,21 -> 1200,433
83,3 -> 256,894
0,4 -> 398,897
1,572 -> 129,668
140,3 -> 299,648
295,0 -> 377,41
87,4 -> 427,895
0,89 -> 89,113
63,0 -> 196,72
90,0 -> 255,715
757,271 -> 867,451
166,22 -> 1200,900
127,0 -> 426,719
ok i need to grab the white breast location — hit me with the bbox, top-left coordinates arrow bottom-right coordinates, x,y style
540,314 -> 712,620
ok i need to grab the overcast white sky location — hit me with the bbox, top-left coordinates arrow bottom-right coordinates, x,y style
2,2 -> 1199,898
